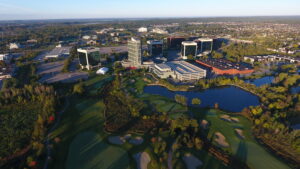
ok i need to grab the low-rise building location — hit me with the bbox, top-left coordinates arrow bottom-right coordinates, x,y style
151,28 -> 168,34
196,58 -> 254,75
138,27 -> 148,33
244,55 -> 300,64
45,46 -> 71,59
9,43 -> 21,50
82,35 -> 91,40
0,54 -> 12,63
150,61 -> 206,81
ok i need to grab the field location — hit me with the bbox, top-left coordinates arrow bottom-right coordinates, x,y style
49,73 -> 291,169
194,109 -> 291,169
66,131 -> 130,169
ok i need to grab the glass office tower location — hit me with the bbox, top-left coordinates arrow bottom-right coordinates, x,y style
181,41 -> 197,59
196,38 -> 213,53
128,37 -> 142,67
147,40 -> 163,56
77,48 -> 103,70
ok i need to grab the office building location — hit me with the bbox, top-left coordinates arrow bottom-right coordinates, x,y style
165,36 -> 186,49
150,61 -> 206,81
77,47 -> 104,70
195,38 -> 213,53
147,40 -> 163,57
128,37 -> 142,67
181,41 -> 198,59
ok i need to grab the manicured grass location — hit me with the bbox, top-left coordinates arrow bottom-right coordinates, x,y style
83,75 -> 113,95
66,131 -> 130,169
194,109 -> 291,169
49,97 -> 106,169
140,94 -> 188,116
179,148 -> 231,169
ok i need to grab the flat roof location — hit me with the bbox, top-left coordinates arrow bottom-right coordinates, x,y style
197,58 -> 252,71
147,40 -> 163,45
78,47 -> 100,53
195,38 -> 213,42
155,64 -> 171,71
166,61 -> 206,74
182,41 -> 197,46
46,47 -> 71,56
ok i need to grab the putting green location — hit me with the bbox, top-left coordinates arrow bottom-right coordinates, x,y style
66,132 -> 130,169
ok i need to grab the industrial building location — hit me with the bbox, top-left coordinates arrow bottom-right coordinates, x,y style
181,41 -> 198,59
196,58 -> 254,75
195,38 -> 213,53
77,47 -> 105,70
147,40 -> 163,57
128,37 -> 142,67
151,61 -> 206,81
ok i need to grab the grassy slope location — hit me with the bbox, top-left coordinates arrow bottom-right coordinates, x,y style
65,131 -> 130,169
49,76 -> 110,169
195,109 -> 291,169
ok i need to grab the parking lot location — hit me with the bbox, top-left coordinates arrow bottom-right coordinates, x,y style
37,60 -> 88,84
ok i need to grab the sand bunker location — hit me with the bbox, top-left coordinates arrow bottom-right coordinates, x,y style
182,153 -> 203,169
220,115 -> 240,123
108,136 -> 126,145
134,152 -> 151,169
214,132 -> 229,148
220,115 -> 232,122
123,134 -> 132,140
231,117 -> 240,123
235,129 -> 245,139
129,136 -> 144,145
200,120 -> 209,129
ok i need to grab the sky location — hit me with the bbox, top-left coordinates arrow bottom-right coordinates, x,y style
0,0 -> 300,20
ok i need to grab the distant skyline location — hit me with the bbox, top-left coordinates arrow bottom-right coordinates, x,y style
1,0 -> 300,20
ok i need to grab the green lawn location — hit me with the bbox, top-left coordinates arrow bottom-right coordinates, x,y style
49,75 -> 110,169
66,131 -> 130,169
49,97 -> 106,169
195,109 -> 291,169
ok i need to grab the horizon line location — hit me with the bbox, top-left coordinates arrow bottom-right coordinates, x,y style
1,15 -> 300,22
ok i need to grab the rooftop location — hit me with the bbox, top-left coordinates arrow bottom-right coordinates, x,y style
197,58 -> 253,71
166,61 -> 206,74
46,46 -> 71,57
182,41 -> 197,46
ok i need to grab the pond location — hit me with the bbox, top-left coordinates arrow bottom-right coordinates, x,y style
291,86 -> 300,94
245,76 -> 274,87
144,85 -> 260,112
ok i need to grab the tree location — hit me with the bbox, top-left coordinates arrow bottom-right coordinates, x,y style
73,82 -> 85,95
192,98 -> 201,105
175,94 -> 187,106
